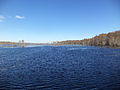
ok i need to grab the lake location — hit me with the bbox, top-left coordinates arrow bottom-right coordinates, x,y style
0,45 -> 120,90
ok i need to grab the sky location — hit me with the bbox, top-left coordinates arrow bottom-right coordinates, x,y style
0,0 -> 120,43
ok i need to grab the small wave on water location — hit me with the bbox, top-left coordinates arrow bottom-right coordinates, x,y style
68,47 -> 88,50
0,46 -> 120,90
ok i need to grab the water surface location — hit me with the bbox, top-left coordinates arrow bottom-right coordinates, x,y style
0,46 -> 120,90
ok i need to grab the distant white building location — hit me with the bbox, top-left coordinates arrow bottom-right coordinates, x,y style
19,40 -> 25,47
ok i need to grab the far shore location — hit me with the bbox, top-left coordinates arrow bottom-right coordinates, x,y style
0,43 -> 120,49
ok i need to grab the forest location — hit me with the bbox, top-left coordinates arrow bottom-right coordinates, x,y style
53,31 -> 120,48
0,31 -> 120,48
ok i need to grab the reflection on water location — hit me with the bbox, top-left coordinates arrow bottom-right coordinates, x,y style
0,44 -> 18,48
0,44 -> 27,48
0,46 -> 120,90
0,44 -> 22,48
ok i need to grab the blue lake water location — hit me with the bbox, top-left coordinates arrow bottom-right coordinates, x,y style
0,46 -> 120,90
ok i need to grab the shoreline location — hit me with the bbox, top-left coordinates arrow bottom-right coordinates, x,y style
0,43 -> 120,49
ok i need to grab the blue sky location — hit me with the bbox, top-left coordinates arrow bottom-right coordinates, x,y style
0,0 -> 120,43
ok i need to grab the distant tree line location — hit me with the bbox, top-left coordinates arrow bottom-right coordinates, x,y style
53,31 -> 120,47
0,41 -> 16,44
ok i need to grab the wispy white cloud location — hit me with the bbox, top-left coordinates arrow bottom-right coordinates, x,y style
15,15 -> 25,19
0,15 -> 5,22
0,15 -> 25,22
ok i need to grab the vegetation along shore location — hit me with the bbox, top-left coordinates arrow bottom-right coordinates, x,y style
0,31 -> 120,48
53,31 -> 120,48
